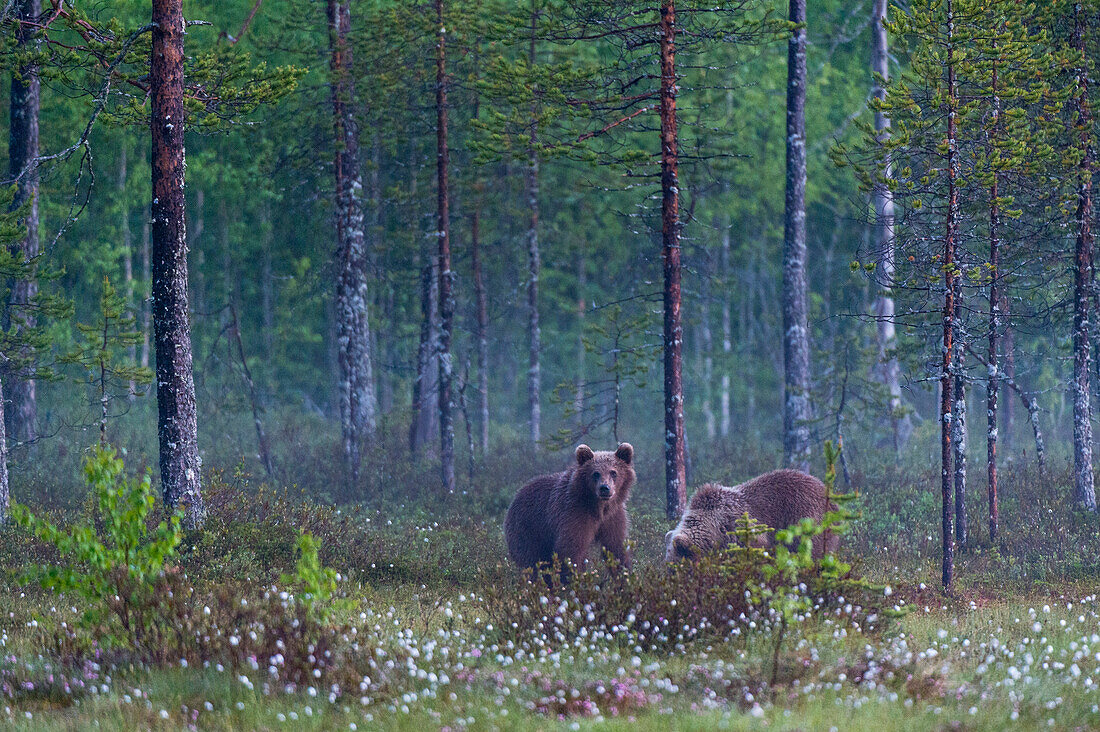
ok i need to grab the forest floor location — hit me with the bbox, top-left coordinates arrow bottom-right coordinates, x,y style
2,445 -> 1100,730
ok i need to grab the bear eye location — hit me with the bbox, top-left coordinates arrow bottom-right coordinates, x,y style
592,471 -> 601,482
610,470 -> 617,479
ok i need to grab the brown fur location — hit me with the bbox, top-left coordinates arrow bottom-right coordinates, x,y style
505,443 -> 635,582
665,469 -> 838,562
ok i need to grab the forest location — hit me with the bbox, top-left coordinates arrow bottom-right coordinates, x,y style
1,0 -> 1099,729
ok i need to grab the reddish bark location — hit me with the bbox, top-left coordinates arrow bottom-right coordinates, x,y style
659,0 -> 685,519
151,0 -> 203,528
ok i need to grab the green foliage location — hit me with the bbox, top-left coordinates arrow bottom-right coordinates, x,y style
280,531 -> 353,624
61,276 -> 152,444
8,446 -> 182,650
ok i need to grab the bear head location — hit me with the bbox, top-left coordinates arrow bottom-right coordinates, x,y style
664,483 -> 747,562
573,442 -> 635,504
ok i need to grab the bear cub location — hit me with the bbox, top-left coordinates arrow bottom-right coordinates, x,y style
505,443 -> 635,582
665,468 -> 838,563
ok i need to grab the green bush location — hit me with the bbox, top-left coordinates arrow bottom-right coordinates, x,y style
9,446 -> 182,653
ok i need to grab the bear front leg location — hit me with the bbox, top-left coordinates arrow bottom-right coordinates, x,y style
553,534 -> 592,585
596,510 -> 632,571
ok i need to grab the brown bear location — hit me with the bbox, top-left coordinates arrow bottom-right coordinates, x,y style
664,469 -> 838,563
505,443 -> 635,582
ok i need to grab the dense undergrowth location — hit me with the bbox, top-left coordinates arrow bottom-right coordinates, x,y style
1,419 -> 1099,728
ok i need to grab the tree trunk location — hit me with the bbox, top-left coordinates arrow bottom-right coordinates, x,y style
410,255 -> 440,452
436,0 -> 456,494
952,313 -> 967,546
526,5 -> 541,447
120,140 -> 138,400
987,55 -> 1001,541
261,201 -> 275,360
140,215 -> 152,370
783,0 -> 811,473
575,252 -> 586,426
7,0 -> 41,445
659,0 -> 686,520
151,0 -> 203,528
870,0 -> 908,454
940,0 -> 959,589
471,190 -> 489,455
701,241 -> 716,441
721,223 -> 732,437
0,375 -> 7,525
1072,2 -> 1097,512
229,304 -> 274,479
1001,292 -> 1014,451
327,0 -> 377,485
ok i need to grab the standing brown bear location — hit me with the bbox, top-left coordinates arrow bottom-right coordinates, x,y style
505,443 -> 634,582
665,469 -> 838,563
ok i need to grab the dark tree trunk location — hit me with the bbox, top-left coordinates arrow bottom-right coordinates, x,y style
327,0 -> 377,485
721,223 -> 732,437
526,5 -> 541,447
940,0 -> 959,589
410,255 -> 440,452
151,0 -> 203,528
659,0 -> 686,520
987,55 -> 1001,541
1072,2 -> 1097,512
870,0 -> 908,454
701,236 -> 716,440
7,0 -> 41,445
575,251 -> 586,425
471,192 -> 490,455
783,0 -> 811,473
261,202 -> 275,360
436,0 -> 456,494
120,141 -> 138,400
0,375 -> 7,525
141,215 -> 151,371
229,304 -> 274,479
469,53 -> 490,455
1001,292 -> 1014,451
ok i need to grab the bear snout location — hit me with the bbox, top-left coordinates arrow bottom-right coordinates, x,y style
665,533 -> 696,562
597,483 -> 612,499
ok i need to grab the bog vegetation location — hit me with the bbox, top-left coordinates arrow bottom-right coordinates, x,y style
1,0 -> 1100,729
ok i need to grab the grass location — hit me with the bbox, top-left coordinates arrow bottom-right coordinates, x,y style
2,429 -> 1100,729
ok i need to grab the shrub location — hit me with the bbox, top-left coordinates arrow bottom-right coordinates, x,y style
9,446 -> 182,654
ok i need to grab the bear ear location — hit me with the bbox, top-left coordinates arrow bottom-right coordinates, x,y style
615,442 -> 634,465
575,444 -> 595,465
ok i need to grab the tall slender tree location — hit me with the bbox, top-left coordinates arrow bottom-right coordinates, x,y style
940,0 -> 960,588
869,0 -> 907,454
526,2 -> 542,446
327,0 -> 377,484
1071,0 -> 1097,512
436,0 -> 456,494
150,0 -> 203,527
783,0 -> 811,473
7,0 -> 41,445
659,0 -> 686,519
